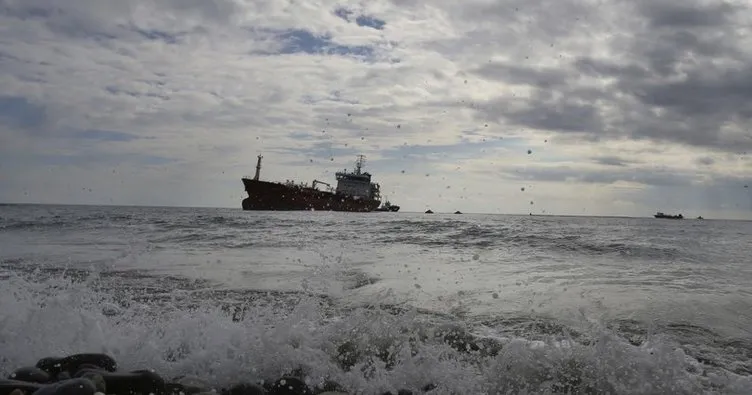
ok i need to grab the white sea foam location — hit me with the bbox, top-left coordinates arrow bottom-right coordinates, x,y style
1,273 -> 749,395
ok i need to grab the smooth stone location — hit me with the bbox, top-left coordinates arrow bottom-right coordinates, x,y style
74,369 -> 164,395
77,372 -> 106,393
36,354 -> 117,376
9,390 -> 23,395
222,382 -> 266,395
32,378 -> 97,395
268,377 -> 311,395
0,379 -> 44,395
33,359 -> 59,374
53,372 -> 70,382
165,383 -> 185,395
73,364 -> 105,376
8,367 -> 51,383
170,375 -> 212,394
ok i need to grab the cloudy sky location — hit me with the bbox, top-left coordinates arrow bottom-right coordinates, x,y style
1,0 -> 751,218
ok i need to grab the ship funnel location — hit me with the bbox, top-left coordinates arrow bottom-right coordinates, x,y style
254,155 -> 263,180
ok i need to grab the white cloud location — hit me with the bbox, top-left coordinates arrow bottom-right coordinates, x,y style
0,0 -> 751,218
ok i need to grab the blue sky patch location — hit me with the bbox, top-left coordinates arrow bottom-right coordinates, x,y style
334,8 -> 354,21
276,29 -> 374,58
0,95 -> 46,130
355,15 -> 386,30
333,7 -> 386,30
134,28 -> 179,44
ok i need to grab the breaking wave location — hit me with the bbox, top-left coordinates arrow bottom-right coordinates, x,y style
1,271 -> 750,394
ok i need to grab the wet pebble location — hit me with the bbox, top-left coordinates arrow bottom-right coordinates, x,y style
31,378 -> 97,395
222,382 -> 266,395
76,372 -> 106,393
381,390 -> 413,395
74,369 -> 164,395
8,367 -> 50,384
36,354 -> 117,376
0,379 -> 44,395
2,353 -> 405,395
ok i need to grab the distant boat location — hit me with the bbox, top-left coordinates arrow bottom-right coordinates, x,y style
425,209 -> 434,214
654,212 -> 683,219
374,199 -> 400,212
454,211 -> 462,214
696,216 -> 704,220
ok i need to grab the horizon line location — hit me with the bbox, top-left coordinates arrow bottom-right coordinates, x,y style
0,202 -> 744,221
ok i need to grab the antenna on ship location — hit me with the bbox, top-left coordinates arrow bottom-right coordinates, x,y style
253,155 -> 263,181
355,154 -> 366,175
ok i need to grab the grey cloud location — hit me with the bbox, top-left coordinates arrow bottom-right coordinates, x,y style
505,165 -> 697,187
472,63 -> 569,88
461,0 -> 752,153
479,93 -> 605,134
592,156 -> 638,167
638,0 -> 738,28
695,156 -> 715,166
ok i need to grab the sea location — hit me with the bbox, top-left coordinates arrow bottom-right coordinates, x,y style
0,204 -> 751,394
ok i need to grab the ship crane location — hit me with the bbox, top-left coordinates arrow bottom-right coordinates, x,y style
253,155 -> 263,181
312,180 -> 331,190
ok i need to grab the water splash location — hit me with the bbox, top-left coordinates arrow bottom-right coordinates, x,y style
1,273 -> 749,394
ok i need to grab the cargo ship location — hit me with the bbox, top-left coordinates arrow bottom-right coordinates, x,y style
242,155 -> 382,211
654,212 -> 683,219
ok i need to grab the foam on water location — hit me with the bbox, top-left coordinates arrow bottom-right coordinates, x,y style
1,272 -> 750,395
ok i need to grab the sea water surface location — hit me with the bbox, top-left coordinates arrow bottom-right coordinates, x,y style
0,204 -> 751,394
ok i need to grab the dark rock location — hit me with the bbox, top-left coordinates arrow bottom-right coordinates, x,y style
76,372 -> 105,393
36,354 -> 117,376
72,364 -> 105,376
381,390 -> 413,395
52,373 -> 70,382
165,383 -> 187,395
31,378 -> 97,395
0,379 -> 44,395
32,359 -> 59,376
8,367 -> 50,384
169,376 -> 211,394
222,382 -> 266,395
268,377 -> 311,395
74,369 -> 164,395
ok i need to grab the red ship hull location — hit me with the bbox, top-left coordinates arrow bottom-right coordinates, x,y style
241,178 -> 381,212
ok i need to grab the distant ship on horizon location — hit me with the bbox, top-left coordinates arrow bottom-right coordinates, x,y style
654,212 -> 684,219
374,198 -> 400,212
241,155 -> 386,212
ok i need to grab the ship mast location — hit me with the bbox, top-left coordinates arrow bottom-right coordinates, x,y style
355,154 -> 366,175
253,155 -> 263,181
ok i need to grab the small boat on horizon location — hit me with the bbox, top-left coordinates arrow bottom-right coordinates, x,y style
374,199 -> 400,212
